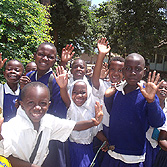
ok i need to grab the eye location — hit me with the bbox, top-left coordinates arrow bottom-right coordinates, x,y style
48,55 -> 55,60
27,101 -> 34,106
125,67 -> 131,71
40,101 -> 47,106
110,68 -> 115,71
118,69 -> 122,72
38,53 -> 44,57
15,68 -> 21,72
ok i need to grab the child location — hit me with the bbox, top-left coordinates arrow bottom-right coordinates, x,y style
144,81 -> 167,167
0,54 -> 24,121
54,66 -> 108,167
0,82 -> 103,167
92,37 -> 125,99
24,62 -> 37,75
100,53 -> 165,167
92,37 -> 125,165
19,42 -> 70,167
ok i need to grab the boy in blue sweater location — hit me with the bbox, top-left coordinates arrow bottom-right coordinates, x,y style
100,53 -> 166,167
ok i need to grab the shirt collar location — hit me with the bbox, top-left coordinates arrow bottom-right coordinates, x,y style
4,83 -> 20,95
35,68 -> 52,80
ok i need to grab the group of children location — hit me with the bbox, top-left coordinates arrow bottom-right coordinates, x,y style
0,37 -> 167,167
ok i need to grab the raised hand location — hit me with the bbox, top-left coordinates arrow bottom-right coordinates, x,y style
61,44 -> 75,63
97,37 -> 111,57
92,101 -> 103,126
20,76 -> 31,89
138,71 -> 163,103
0,53 -> 7,69
53,66 -> 68,89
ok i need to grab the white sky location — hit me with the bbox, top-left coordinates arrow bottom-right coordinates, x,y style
91,0 -> 107,6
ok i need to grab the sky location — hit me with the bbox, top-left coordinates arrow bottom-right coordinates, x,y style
91,0 -> 106,6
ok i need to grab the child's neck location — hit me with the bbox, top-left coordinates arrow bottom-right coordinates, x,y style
7,82 -> 18,92
159,98 -> 165,110
33,122 -> 40,132
37,69 -> 50,80
124,84 -> 138,94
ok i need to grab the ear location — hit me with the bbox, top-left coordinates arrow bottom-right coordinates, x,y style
19,101 -> 24,110
143,68 -> 146,77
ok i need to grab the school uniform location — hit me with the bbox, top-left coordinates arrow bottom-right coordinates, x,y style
26,69 -> 69,167
0,83 -> 20,122
67,80 -> 102,167
101,81 -> 166,166
0,107 -> 76,166
153,100 -> 167,167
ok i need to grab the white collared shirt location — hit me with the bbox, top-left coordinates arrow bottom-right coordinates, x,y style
0,107 -> 76,166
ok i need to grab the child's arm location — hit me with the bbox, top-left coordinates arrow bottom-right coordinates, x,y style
8,156 -> 40,167
73,101 -> 103,131
92,37 -> 110,90
158,130 -> 167,151
138,71 -> 163,103
60,44 -> 75,68
0,53 -> 7,69
53,66 -> 71,108
96,131 -> 109,152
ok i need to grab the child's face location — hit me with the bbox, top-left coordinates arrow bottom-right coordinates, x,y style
123,56 -> 145,86
72,82 -> 87,106
20,86 -> 51,126
4,60 -> 23,84
25,62 -> 37,74
34,44 -> 56,73
157,81 -> 167,100
71,60 -> 86,80
109,61 -> 124,83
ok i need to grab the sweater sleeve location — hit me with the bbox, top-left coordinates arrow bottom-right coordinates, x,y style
147,95 -> 166,128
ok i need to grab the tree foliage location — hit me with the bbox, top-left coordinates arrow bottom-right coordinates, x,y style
93,0 -> 167,58
0,0 -> 52,63
50,0 -> 94,55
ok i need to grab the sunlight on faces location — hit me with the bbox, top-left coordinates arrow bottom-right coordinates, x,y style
72,81 -> 87,106
71,59 -> 86,80
109,61 -> 124,83
34,44 -> 56,73
20,85 -> 51,127
157,81 -> 167,100
4,60 -> 24,84
123,54 -> 145,86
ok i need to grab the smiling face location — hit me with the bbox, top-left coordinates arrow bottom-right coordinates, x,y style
72,81 -> 87,106
4,60 -> 23,84
20,85 -> 51,130
157,81 -> 167,100
25,62 -> 37,74
34,43 -> 56,74
109,61 -> 124,83
71,59 -> 86,80
123,54 -> 145,87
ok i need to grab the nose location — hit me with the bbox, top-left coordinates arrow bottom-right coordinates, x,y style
42,55 -> 49,61
34,105 -> 41,111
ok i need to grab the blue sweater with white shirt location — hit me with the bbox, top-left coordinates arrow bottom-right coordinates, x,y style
104,89 -> 165,156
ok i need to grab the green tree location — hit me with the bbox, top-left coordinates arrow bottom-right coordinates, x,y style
0,0 -> 52,62
50,0 -> 94,55
93,0 -> 167,58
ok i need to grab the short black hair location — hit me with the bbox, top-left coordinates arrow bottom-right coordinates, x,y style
37,42 -> 57,55
6,59 -> 24,74
108,56 -> 125,68
21,82 -> 50,100
71,58 -> 87,68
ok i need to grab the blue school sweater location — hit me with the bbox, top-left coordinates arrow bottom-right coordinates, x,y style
104,89 -> 165,156
27,71 -> 67,119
